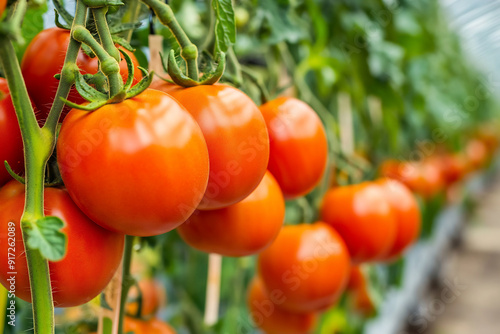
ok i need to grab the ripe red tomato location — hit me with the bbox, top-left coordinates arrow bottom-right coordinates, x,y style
124,317 -> 176,334
21,27 -> 142,122
57,89 -> 209,236
320,182 -> 397,263
163,84 -> 270,210
433,153 -> 469,186
259,97 -> 328,199
127,278 -> 166,318
177,171 -> 285,256
0,180 -> 124,307
465,138 -> 488,170
0,0 -> 6,17
377,178 -> 421,259
257,223 -> 350,313
0,78 -> 24,187
381,160 -> 444,199
247,276 -> 317,334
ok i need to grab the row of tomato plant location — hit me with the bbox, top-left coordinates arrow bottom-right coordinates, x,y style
1,0 -> 499,334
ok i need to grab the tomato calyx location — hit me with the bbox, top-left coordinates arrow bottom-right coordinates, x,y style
160,49 -> 226,87
61,42 -> 152,111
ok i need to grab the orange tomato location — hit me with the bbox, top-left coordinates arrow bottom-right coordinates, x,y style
247,277 -> 317,334
433,153 -> 469,186
165,84 -> 270,210
377,178 -> 421,259
257,223 -> 351,313
126,278 -> 166,318
259,97 -> 328,198
124,317 -> 176,334
320,182 -> 397,263
465,138 -> 488,170
0,0 -> 6,17
177,171 -> 285,256
385,161 -> 445,199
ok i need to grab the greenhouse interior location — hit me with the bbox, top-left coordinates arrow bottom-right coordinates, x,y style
1,0 -> 500,333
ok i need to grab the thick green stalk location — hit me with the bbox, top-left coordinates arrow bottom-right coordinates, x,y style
92,7 -> 123,97
71,26 -> 122,98
44,0 -> 89,134
0,36 -> 54,334
141,0 -> 199,80
122,0 -> 142,43
117,235 -> 135,334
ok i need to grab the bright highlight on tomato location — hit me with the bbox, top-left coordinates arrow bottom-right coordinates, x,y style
247,277 -> 317,334
320,182 -> 397,263
0,78 -> 24,187
21,27 -> 142,122
164,84 -> 270,210
258,223 -> 351,313
0,181 -> 124,307
259,97 -> 328,199
57,89 -> 209,236
178,171 -> 285,256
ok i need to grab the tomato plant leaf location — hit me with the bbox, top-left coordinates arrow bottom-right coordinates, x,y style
26,216 -> 67,262
13,2 -> 47,60
212,0 -> 236,54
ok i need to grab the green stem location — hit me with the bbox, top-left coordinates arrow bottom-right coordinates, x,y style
44,0 -> 88,134
123,0 -> 142,43
227,48 -> 243,86
72,25 -> 122,98
117,235 -> 135,334
141,0 -> 199,80
241,66 -> 271,105
200,0 -> 215,53
0,36 -> 54,334
92,7 -> 123,97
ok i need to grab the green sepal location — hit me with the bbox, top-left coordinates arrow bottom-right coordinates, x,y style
198,52 -> 226,85
74,70 -> 109,101
4,161 -> 25,184
60,96 -> 108,111
167,50 -> 200,87
54,10 -> 71,30
119,48 -> 134,91
85,71 -> 108,94
26,216 -> 67,262
82,0 -> 124,8
167,50 -> 226,87
52,0 -> 74,26
126,68 -> 153,99
112,35 -> 134,52
110,22 -> 143,35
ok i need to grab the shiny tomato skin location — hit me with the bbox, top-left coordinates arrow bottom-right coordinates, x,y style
177,171 -> 285,256
320,182 -> 398,263
0,79 -> 24,187
21,27 -> 142,121
376,178 -> 421,260
257,223 -> 351,313
259,97 -> 328,199
0,181 -> 124,307
247,277 -> 318,334
124,317 -> 177,334
57,89 -> 209,236
165,84 -> 270,210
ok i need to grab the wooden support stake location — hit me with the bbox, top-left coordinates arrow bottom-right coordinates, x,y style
204,253 -> 222,326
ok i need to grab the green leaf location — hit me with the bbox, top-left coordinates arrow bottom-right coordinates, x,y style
212,0 -> 236,54
26,216 -> 67,261
13,3 -> 48,60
